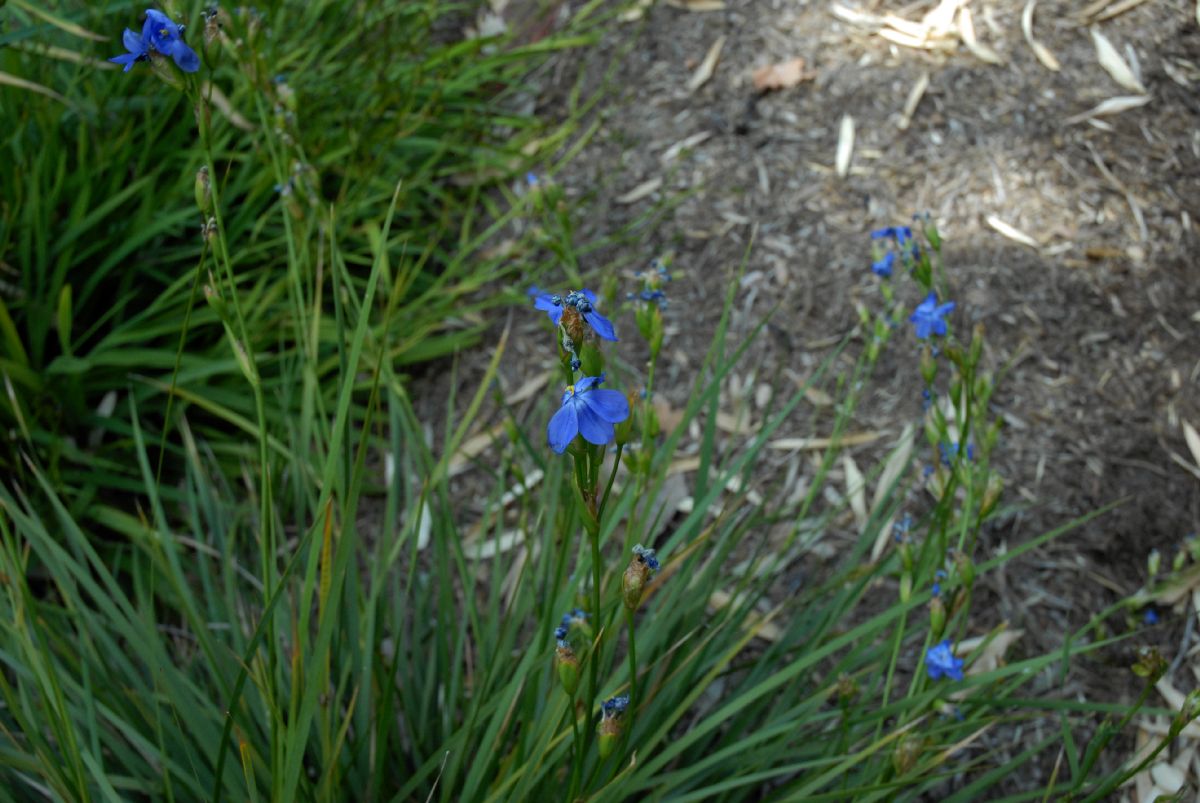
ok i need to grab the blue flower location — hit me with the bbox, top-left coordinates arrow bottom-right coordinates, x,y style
144,9 -> 200,73
909,292 -> 955,339
872,226 -> 920,259
526,172 -> 539,186
925,639 -> 964,681
547,374 -> 630,454
109,27 -> 150,72
871,251 -> 895,278
532,289 -> 618,341
1143,609 -> 1160,626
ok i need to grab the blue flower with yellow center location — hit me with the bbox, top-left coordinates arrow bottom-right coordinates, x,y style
547,374 -> 629,453
111,9 -> 200,74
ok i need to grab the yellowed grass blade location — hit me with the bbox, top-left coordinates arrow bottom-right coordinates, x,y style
9,0 -> 107,41
1022,0 -> 1061,71
0,71 -> 69,106
1090,27 -> 1146,93
1183,420 -> 1200,469
843,454 -> 867,530
958,7 -> 1003,64
616,177 -> 663,205
687,35 -> 726,93
835,115 -> 855,178
985,215 -> 1040,249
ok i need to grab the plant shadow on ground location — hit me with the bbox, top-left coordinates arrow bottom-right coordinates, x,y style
409,0 -> 1200,793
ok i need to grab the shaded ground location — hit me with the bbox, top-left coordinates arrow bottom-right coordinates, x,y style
416,0 -> 1200,795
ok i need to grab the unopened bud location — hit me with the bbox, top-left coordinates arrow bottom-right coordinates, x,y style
622,545 -> 660,611
920,345 -> 937,385
969,323 -> 985,367
1148,549 -> 1162,579
597,695 -> 629,759
953,551 -> 976,588
929,596 -> 946,640
892,734 -> 923,776
556,645 -> 580,695
195,165 -> 212,214
980,475 -> 1003,518
899,571 -> 913,603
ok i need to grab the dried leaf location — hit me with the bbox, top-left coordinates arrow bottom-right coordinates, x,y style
872,424 -> 915,514
770,431 -> 884,451
898,72 -> 930,131
958,7 -> 1004,64
1022,0 -> 1061,71
1183,420 -> 1200,469
615,177 -> 663,204
752,58 -> 815,91
986,215 -> 1041,249
687,35 -> 727,93
961,628 -> 1023,675
1091,27 -> 1146,93
1064,94 -> 1152,124
843,455 -> 867,530
835,115 -> 855,178
201,82 -> 255,131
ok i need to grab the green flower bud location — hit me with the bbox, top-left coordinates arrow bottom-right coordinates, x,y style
969,322 -> 985,368
556,645 -> 580,695
195,165 -> 212,215
920,345 -> 937,385
597,695 -> 629,759
622,545 -> 660,611
899,571 -> 913,603
953,551 -> 976,588
929,596 -> 946,640
1148,549 -> 1162,579
892,734 -> 923,776
980,475 -> 1003,518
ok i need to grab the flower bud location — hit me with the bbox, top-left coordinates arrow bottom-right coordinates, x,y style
969,323 -> 985,368
953,551 -> 975,588
899,571 -> 912,603
622,545 -> 660,611
614,392 -> 636,445
920,345 -> 937,385
556,644 -> 580,695
892,734 -> 923,775
980,475 -> 1003,518
1148,549 -> 1162,579
195,165 -> 212,215
597,695 -> 629,759
929,596 -> 946,640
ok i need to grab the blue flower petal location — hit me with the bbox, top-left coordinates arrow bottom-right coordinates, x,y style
580,288 -> 598,304
584,310 -> 618,341
110,53 -> 140,71
582,388 -> 629,424
122,27 -> 145,54
574,374 -> 604,393
547,403 -> 579,453
168,41 -> 200,72
576,404 -> 615,445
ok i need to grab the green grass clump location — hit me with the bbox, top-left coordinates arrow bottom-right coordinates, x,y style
0,2 -> 1193,801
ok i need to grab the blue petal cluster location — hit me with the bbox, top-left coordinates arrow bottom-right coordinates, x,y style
554,608 -> 587,647
110,9 -> 200,73
531,288 -> 618,341
872,226 -> 920,260
632,544 -> 660,571
601,695 -> 630,718
871,251 -> 896,278
547,374 -> 630,454
925,639 -> 964,681
910,292 -> 955,339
